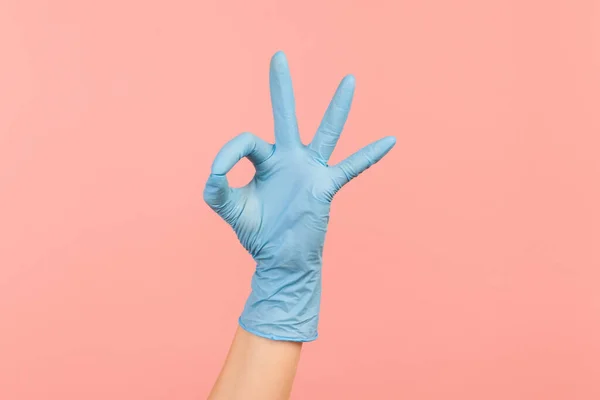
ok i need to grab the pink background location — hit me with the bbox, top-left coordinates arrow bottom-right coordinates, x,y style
1,1 -> 600,399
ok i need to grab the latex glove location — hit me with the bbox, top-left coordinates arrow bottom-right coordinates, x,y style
204,51 -> 396,342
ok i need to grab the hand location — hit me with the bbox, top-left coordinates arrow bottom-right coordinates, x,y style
204,51 -> 396,341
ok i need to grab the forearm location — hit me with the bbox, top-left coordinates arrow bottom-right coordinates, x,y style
208,326 -> 302,400
209,261 -> 319,399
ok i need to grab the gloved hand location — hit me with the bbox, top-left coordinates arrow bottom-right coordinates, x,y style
204,51 -> 396,342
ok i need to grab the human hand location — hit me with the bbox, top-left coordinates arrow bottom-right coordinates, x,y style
204,51 -> 396,341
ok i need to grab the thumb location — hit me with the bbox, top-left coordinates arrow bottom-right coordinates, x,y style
203,174 -> 231,212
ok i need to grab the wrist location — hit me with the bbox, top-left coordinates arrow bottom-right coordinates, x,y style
239,261 -> 322,342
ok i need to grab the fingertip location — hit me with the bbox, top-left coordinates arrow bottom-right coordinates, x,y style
371,136 -> 397,164
205,173 -> 228,190
383,135 -> 397,147
342,74 -> 356,86
203,173 -> 229,207
271,51 -> 288,68
334,74 -> 356,104
210,158 -> 229,176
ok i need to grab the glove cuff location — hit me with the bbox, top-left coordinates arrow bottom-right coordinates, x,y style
238,264 -> 321,342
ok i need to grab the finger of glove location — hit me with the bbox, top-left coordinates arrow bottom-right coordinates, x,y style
309,75 -> 355,162
203,174 -> 232,211
330,136 -> 396,189
211,132 -> 274,174
270,51 -> 301,149
204,132 -> 273,210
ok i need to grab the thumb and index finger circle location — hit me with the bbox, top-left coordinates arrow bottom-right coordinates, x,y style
203,132 -> 274,210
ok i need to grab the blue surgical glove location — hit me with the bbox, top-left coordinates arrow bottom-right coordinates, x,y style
204,51 -> 396,342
